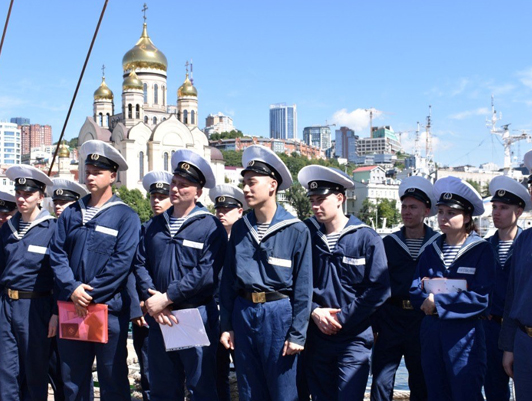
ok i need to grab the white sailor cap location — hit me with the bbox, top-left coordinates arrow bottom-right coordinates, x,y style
241,145 -> 293,191
171,149 -> 216,189
0,191 -> 16,212
142,171 -> 173,195
524,149 -> 532,183
49,178 -> 89,202
80,140 -> 128,172
433,176 -> 484,216
399,176 -> 438,217
6,165 -> 53,193
209,184 -> 248,210
489,175 -> 532,211
298,165 -> 354,196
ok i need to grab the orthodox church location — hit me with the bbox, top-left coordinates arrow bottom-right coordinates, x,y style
77,19 -> 224,201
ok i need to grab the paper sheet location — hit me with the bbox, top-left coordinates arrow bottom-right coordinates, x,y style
423,278 -> 467,294
159,308 -> 210,351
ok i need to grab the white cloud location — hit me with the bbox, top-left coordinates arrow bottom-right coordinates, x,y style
0,96 -> 26,111
450,78 -> 469,96
400,130 -> 454,154
449,107 -> 489,120
518,67 -> 532,89
330,107 -> 383,133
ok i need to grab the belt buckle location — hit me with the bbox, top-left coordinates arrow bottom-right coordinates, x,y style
526,326 -> 532,338
251,292 -> 266,303
402,300 -> 413,310
8,289 -> 19,300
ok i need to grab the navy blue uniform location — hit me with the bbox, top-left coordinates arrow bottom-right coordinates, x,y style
133,204 -> 227,401
483,229 -> 520,401
499,228 -> 532,399
50,195 -> 141,401
220,205 -> 312,401
303,215 -> 390,401
371,225 -> 438,401
410,233 -> 495,401
0,210 -> 56,400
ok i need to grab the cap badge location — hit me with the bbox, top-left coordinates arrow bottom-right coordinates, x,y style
18,178 -> 26,185
0,200 -> 4,206
248,160 -> 255,167
310,182 -> 318,189
407,188 -> 415,193
155,182 -> 164,189
497,189 -> 506,197
181,162 -> 190,171
90,154 -> 100,161
56,189 -> 64,196
443,192 -> 453,200
218,196 -> 226,202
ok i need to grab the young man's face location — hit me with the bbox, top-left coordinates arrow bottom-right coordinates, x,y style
54,199 -> 75,217
242,172 -> 277,208
492,201 -> 522,230
215,206 -> 243,230
170,175 -> 202,207
84,164 -> 116,194
150,193 -> 172,215
401,197 -> 430,230
15,189 -> 43,215
309,192 -> 344,223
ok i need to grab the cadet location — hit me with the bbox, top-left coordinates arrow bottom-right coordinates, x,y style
482,176 -> 530,400
410,176 -> 495,401
129,170 -> 173,401
500,150 -> 532,399
220,145 -> 312,401
49,178 -> 89,217
298,165 -> 390,400
132,150 -> 227,401
371,176 -> 438,401
209,184 -> 246,401
0,165 -> 56,400
0,191 -> 17,227
50,140 -> 141,400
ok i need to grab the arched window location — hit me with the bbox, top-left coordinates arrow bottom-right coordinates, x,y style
144,116 -> 148,124
177,111 -> 181,122
154,84 -> 158,104
153,117 -> 158,125
128,104 -> 132,119
106,113 -> 110,126
164,152 -> 169,171
143,83 -> 148,103
171,150 -> 175,158
139,151 -> 144,180
98,113 -> 103,126
162,86 -> 165,106
136,105 -> 140,119
191,110 -> 195,125
184,110 -> 188,124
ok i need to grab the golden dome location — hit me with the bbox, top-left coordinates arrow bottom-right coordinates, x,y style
178,73 -> 197,97
94,77 -> 114,100
58,142 -> 70,158
123,71 -> 143,90
122,23 -> 167,72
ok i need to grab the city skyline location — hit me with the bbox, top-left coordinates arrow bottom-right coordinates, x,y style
1,1 -> 532,168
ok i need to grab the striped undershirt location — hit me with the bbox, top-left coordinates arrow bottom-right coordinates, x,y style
256,223 -> 270,241
405,238 -> 424,259
442,243 -> 461,269
83,206 -> 100,224
498,240 -> 513,266
326,232 -> 341,252
18,221 -> 31,237
169,216 -> 186,237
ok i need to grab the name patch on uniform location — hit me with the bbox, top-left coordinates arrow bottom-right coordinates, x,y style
28,245 -> 49,255
457,267 -> 476,275
268,257 -> 292,268
183,239 -> 204,250
342,256 -> 365,266
95,225 -> 118,237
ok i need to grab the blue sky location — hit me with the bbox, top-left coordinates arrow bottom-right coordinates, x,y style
1,0 -> 532,168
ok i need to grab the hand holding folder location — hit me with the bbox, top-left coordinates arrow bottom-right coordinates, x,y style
58,301 -> 109,343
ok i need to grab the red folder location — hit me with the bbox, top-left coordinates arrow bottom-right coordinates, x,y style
58,301 -> 109,343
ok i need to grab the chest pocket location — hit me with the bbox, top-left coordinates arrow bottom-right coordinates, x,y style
177,239 -> 203,269
88,225 -> 118,256
338,254 -> 366,285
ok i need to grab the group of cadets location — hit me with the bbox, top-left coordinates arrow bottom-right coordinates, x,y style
2,138 -> 532,401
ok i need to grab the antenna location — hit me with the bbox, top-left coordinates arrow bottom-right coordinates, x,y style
425,105 -> 432,162
414,121 -> 420,156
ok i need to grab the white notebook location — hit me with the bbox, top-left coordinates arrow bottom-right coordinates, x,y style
159,308 -> 211,351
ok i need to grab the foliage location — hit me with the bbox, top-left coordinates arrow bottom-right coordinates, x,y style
220,150 -> 244,167
115,186 -> 152,223
283,182 -> 312,220
357,198 -> 400,228
210,130 -> 245,141
465,179 -> 482,195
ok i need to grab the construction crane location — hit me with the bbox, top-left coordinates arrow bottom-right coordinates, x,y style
364,108 -> 393,137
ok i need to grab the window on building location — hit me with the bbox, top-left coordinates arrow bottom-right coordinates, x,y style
153,117 -> 157,125
144,116 -> 148,124
191,110 -> 195,125
98,113 -> 103,126
139,151 -> 144,180
143,83 -> 148,103
106,113 -> 110,126
136,105 -> 140,119
154,84 -> 158,104
177,111 -> 181,122
162,86 -> 165,106
164,152 -> 169,171
128,104 -> 132,119
184,110 -> 188,124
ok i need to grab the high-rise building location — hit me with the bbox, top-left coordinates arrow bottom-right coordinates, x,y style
303,126 -> 331,151
357,125 -> 402,155
269,103 -> 297,140
335,126 -> 358,162
204,112 -> 235,137
0,122 -> 22,165
19,124 -> 53,155
10,117 -> 30,126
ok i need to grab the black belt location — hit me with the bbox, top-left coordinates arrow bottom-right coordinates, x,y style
4,288 -> 52,300
239,290 -> 289,304
518,322 -> 532,338
386,297 -> 414,310
172,297 -> 213,311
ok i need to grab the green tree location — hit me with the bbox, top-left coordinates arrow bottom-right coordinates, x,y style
377,199 -> 401,227
465,179 -> 482,194
210,130 -> 246,141
220,150 -> 243,167
283,182 -> 312,220
115,186 -> 152,223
